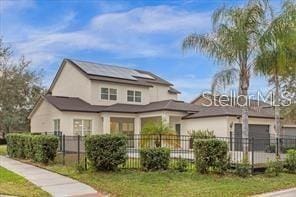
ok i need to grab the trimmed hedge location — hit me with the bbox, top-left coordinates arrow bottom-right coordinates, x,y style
140,147 -> 170,171
85,134 -> 127,171
285,149 -> 296,172
6,133 -> 58,164
193,138 -> 228,174
32,135 -> 59,163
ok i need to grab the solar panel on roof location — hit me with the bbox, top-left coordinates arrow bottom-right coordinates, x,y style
72,60 -> 155,80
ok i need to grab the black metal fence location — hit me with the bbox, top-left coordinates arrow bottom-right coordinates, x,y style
46,132 -> 296,172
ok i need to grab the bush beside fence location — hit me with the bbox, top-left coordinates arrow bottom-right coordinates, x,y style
85,134 -> 127,171
140,147 -> 170,171
193,138 -> 228,174
6,133 -> 58,164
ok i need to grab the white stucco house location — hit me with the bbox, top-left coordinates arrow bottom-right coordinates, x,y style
29,59 -> 296,141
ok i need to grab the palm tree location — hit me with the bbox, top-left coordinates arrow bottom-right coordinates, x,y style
141,121 -> 179,148
182,0 -> 268,148
255,0 -> 296,140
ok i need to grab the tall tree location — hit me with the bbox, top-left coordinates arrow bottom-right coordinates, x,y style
255,0 -> 296,137
0,39 -> 45,137
182,0 -> 268,144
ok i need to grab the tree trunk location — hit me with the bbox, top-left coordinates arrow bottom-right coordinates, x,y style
240,73 -> 249,153
241,95 -> 249,153
274,74 -> 281,153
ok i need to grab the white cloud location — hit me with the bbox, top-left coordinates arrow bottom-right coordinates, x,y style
90,6 -> 210,34
3,5 -> 211,66
170,75 -> 213,101
0,0 -> 35,12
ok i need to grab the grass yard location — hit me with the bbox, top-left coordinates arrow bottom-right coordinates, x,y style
0,145 -> 7,155
46,164 -> 296,197
0,166 -> 49,197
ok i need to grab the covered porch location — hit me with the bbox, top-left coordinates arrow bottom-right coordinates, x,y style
99,111 -> 185,148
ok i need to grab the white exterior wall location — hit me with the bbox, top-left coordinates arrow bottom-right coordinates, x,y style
30,100 -> 63,133
30,100 -> 101,136
149,85 -> 177,102
91,81 -> 178,106
90,81 -> 150,105
51,62 -> 92,103
182,117 -> 229,137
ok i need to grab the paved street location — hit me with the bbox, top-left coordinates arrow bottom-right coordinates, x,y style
256,188 -> 296,197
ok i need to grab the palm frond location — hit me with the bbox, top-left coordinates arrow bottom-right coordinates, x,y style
211,68 -> 239,93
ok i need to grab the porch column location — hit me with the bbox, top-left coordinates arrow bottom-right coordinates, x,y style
161,112 -> 169,125
134,116 -> 141,135
134,116 -> 141,149
102,114 -> 110,134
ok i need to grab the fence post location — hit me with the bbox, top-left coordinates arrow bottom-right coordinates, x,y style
230,131 -> 233,151
251,137 -> 254,175
77,135 -> 80,165
276,137 -> 279,156
59,133 -> 62,152
159,134 -> 162,147
62,134 -> 65,165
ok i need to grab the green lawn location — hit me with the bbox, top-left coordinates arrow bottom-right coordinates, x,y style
0,145 -> 7,155
46,164 -> 296,197
0,166 -> 49,197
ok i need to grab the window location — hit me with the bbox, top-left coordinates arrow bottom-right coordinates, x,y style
101,88 -> 117,100
101,88 -> 108,100
127,90 -> 141,103
127,90 -> 134,102
53,119 -> 60,132
110,88 -> 117,100
73,119 -> 92,136
135,91 -> 141,102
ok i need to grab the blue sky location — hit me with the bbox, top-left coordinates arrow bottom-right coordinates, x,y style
1,0 -> 274,101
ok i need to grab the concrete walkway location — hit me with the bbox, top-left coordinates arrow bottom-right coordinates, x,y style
255,188 -> 296,197
0,156 -> 98,197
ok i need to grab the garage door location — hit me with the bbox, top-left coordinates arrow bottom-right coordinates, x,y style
283,127 -> 296,137
282,127 -> 296,148
234,124 -> 270,151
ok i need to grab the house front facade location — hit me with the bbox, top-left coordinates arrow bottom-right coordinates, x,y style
29,59 -> 290,143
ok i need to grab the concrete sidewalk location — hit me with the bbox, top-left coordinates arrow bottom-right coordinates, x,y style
0,156 -> 99,197
255,188 -> 296,197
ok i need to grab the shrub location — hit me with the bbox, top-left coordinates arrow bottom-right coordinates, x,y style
193,138 -> 228,174
265,157 -> 283,177
190,129 -> 215,139
32,135 -> 58,164
282,146 -> 296,154
173,157 -> 189,172
265,144 -> 276,153
23,135 -> 34,159
85,134 -> 127,171
6,134 -> 26,158
140,147 -> 170,171
285,149 -> 296,173
236,154 -> 250,178
6,133 -> 58,164
189,129 -> 215,149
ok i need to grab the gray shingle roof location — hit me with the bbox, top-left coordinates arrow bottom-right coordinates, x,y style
44,95 -> 275,119
44,95 -> 201,113
183,106 -> 275,119
44,95 -> 106,113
